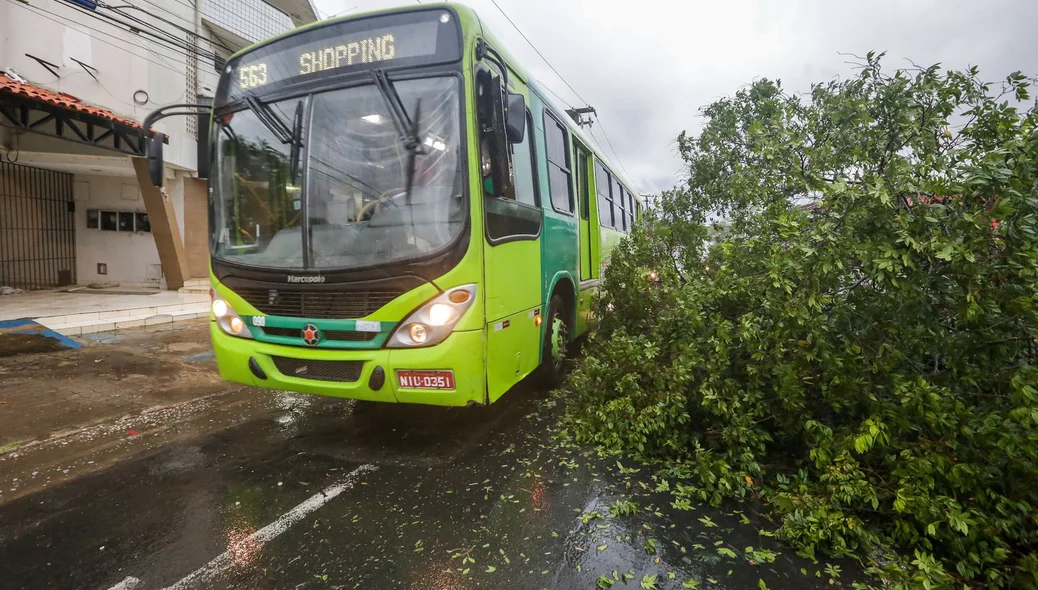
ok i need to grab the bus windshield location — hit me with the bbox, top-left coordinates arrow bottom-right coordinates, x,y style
210,76 -> 465,271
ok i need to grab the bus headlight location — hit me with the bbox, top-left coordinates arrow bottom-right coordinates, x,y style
428,303 -> 455,326
212,299 -> 229,318
212,297 -> 253,339
388,284 -> 477,348
409,323 -> 429,344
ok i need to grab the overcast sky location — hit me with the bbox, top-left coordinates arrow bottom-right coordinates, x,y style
312,0 -> 1038,194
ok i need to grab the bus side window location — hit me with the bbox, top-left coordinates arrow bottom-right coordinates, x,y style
484,109 -> 541,243
543,111 -> 573,215
596,160 -> 613,228
614,179 -> 622,230
613,178 -> 625,232
627,190 -> 635,229
512,111 -> 538,207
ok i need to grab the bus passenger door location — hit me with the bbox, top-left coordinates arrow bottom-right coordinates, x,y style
575,143 -> 593,281
574,143 -> 594,335
477,65 -> 542,403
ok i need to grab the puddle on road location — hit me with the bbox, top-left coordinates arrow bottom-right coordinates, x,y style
180,350 -> 216,363
200,393 -> 869,590
0,385 -> 871,590
0,333 -> 69,357
80,324 -> 200,346
81,332 -> 128,345
270,389 -> 318,431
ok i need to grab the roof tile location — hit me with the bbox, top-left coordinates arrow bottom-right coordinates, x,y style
0,73 -> 149,132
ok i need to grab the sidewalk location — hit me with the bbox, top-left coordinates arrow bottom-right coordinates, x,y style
0,287 -> 211,336
0,319 -> 232,451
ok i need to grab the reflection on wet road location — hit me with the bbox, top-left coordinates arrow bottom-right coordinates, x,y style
0,385 -> 865,590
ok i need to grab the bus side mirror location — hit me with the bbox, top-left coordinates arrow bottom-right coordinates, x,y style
505,93 -> 525,143
147,135 -> 164,187
477,69 -> 513,197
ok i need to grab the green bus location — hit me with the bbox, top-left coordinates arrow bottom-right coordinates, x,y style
146,2 -> 641,406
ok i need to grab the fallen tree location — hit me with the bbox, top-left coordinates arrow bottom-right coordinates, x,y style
566,54 -> 1038,588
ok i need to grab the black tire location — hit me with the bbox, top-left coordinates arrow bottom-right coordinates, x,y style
538,293 -> 569,388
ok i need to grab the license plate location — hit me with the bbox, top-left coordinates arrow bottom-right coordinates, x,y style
397,370 -> 455,390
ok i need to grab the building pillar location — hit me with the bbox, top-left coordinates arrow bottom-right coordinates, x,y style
132,157 -> 189,290
183,177 -> 209,279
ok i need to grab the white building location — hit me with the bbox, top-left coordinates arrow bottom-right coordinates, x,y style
0,0 -> 317,291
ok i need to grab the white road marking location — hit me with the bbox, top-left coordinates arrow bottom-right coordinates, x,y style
104,464 -> 377,590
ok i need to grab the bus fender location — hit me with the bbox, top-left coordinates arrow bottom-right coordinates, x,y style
545,272 -> 577,330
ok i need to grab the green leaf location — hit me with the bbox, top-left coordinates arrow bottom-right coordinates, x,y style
645,538 -> 658,554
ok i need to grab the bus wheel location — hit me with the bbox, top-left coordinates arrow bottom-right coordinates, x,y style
539,294 -> 569,388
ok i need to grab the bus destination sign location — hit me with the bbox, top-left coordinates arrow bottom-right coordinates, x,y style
224,11 -> 459,99
235,32 -> 400,91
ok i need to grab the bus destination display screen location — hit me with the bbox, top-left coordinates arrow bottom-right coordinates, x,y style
221,9 -> 461,101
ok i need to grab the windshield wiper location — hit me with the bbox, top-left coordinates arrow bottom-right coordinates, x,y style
288,101 -> 304,184
244,95 -> 295,145
371,70 -> 426,212
242,96 -> 304,183
371,70 -> 425,156
403,99 -> 422,207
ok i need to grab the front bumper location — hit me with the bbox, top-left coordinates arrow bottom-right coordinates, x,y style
210,321 -> 486,406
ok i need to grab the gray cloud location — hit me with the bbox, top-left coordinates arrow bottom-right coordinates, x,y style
315,0 -> 1038,194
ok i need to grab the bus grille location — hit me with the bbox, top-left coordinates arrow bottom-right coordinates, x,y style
234,288 -> 401,319
262,326 -> 377,342
271,357 -> 364,382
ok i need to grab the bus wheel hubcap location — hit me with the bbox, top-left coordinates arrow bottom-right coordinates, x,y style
550,315 -> 566,369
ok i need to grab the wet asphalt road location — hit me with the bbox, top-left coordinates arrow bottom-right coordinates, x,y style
0,382 -> 866,590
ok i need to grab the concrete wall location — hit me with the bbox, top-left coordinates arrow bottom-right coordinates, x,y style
0,0 -> 198,171
72,174 -> 162,287
202,0 -> 293,47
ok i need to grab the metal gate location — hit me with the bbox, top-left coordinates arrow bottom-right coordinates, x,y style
0,161 -> 76,290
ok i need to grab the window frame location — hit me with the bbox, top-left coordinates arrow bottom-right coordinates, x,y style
575,142 -> 590,221
614,181 -> 622,230
595,158 -> 613,228
484,108 -> 543,245
516,108 -> 541,208
542,109 -> 575,216
622,191 -> 631,232
612,177 -> 624,231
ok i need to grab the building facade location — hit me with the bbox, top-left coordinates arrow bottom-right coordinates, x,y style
0,0 -> 317,291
